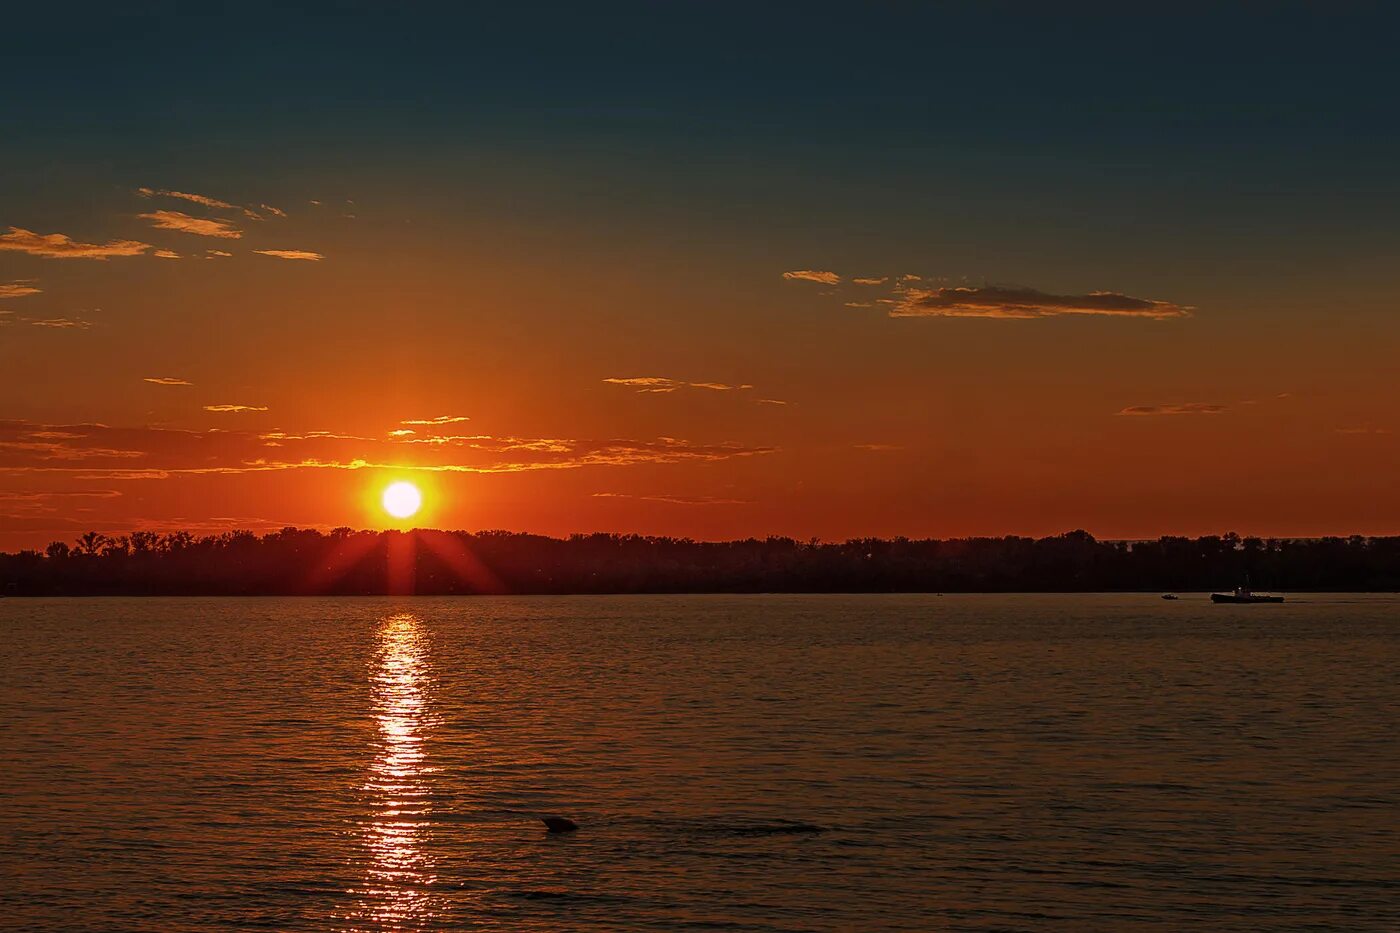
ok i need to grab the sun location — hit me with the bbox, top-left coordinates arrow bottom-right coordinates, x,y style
382,481 -> 422,519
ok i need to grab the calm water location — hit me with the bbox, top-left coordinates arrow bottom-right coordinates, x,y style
1,595 -> 1397,931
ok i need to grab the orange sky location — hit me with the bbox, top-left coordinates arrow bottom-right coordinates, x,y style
3,8 -> 1399,550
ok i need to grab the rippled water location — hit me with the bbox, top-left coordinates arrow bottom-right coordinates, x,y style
1,594 -> 1398,931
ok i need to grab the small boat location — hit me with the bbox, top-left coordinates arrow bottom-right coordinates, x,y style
1211,585 -> 1283,604
1161,594 -> 1179,600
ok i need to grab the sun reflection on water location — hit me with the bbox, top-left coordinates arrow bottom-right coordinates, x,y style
344,612 -> 444,930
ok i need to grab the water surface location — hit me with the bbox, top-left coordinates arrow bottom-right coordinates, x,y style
2,595 -> 1397,930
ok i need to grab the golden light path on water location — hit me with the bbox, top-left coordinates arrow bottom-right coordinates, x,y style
344,612 -> 444,930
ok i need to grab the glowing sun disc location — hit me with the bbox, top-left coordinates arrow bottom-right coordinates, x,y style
382,481 -> 422,519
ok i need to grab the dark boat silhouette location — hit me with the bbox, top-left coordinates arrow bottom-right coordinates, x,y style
1211,584 -> 1283,604
1161,594 -> 1179,600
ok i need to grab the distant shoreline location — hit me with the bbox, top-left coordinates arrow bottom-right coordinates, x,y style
3,591 -> 1399,599
3,528 -> 1398,597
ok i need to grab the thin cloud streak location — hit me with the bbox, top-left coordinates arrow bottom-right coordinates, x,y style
1118,403 -> 1227,416
782,269 -> 841,285
888,286 -> 1193,320
253,249 -> 323,261
591,492 -> 751,505
139,211 -> 242,239
783,269 -> 1193,321
0,283 -> 41,299
137,188 -> 237,210
0,419 -> 776,478
29,318 -> 92,329
400,416 -> 469,425
143,377 -> 192,386
204,405 -> 269,413
0,227 -> 150,259
604,377 -> 753,394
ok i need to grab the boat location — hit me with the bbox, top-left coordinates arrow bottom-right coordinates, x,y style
1161,594 -> 1179,600
1210,585 -> 1283,604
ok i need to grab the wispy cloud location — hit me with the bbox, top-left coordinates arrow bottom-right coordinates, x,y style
1335,426 -> 1391,435
29,318 -> 92,329
888,286 -> 1192,320
0,282 -> 41,299
139,210 -> 242,239
0,227 -> 151,260
204,404 -> 268,413
400,415 -> 469,426
604,377 -> 753,394
1118,403 -> 1227,416
206,250 -> 232,258
0,419 -> 776,478
591,492 -> 751,505
253,249 -> 323,261
855,443 -> 903,451
259,204 -> 287,218
786,269 -> 1193,322
0,488 -> 122,507
782,269 -> 841,285
137,187 -> 237,210
152,249 -> 181,259
144,377 -> 191,386
757,398 -> 789,406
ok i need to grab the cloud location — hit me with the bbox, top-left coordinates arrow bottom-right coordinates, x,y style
0,419 -> 777,478
137,187 -> 237,210
0,282 -> 41,299
139,210 -> 242,239
888,286 -> 1192,320
604,377 -> 753,394
784,268 -> 1193,322
29,318 -> 92,329
259,204 -> 287,218
591,492 -> 750,505
0,438 -> 144,460
204,405 -> 269,413
143,377 -> 191,386
1117,403 -> 1227,416
756,398 -> 789,406
782,269 -> 841,285
152,249 -> 181,259
206,250 -> 232,258
253,249 -> 323,261
1335,426 -> 1391,435
0,227 -> 151,260
400,415 -> 469,426
854,443 -> 903,451
603,377 -> 686,393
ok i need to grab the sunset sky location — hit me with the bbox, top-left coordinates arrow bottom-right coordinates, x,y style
3,6 -> 1399,550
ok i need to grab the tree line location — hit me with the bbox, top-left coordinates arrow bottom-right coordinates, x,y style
1,528 -> 1398,595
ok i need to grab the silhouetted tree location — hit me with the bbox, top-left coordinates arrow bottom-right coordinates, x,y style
1,528 -> 1397,596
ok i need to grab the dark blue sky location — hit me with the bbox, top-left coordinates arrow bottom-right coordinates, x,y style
10,5 -> 1399,151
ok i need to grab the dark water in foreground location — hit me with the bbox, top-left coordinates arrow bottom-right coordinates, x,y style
1,595 -> 1397,931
